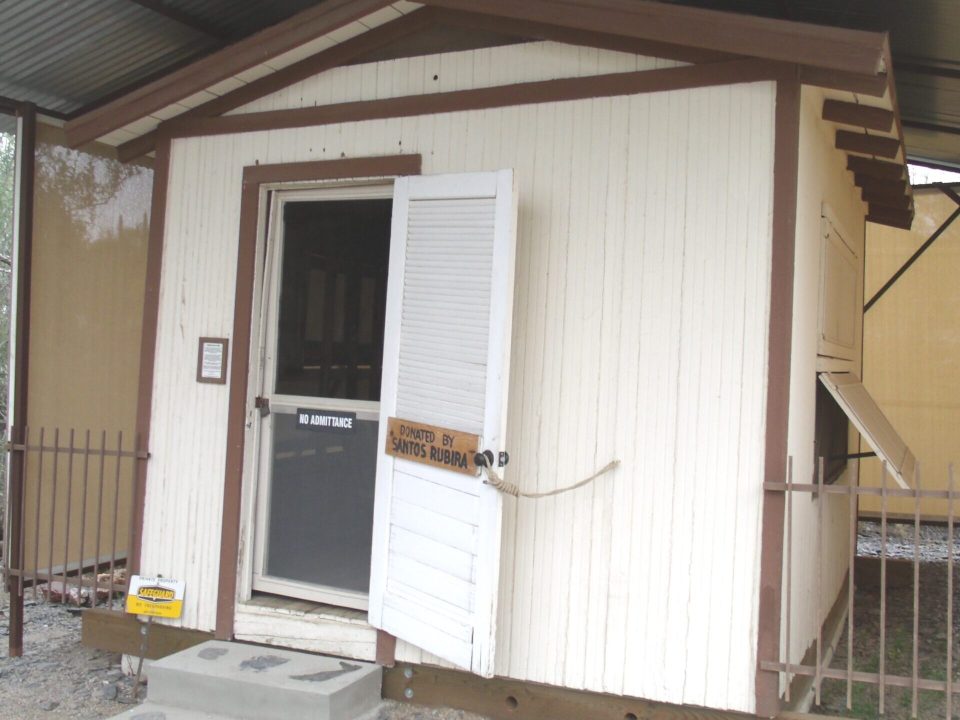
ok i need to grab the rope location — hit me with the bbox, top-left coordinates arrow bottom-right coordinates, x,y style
482,459 -> 620,498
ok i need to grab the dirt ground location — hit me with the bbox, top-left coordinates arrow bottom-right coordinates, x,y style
815,522 -> 960,720
0,593 -> 489,720
0,597 -> 139,720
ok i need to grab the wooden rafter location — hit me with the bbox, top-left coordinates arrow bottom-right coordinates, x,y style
836,130 -> 901,159
823,99 -> 894,132
862,190 -> 912,210
866,206 -> 914,230
847,156 -> 906,181
854,174 -> 908,195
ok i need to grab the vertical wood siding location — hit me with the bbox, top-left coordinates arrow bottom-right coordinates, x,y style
781,86 -> 866,682
229,42 -> 683,116
142,42 -> 775,713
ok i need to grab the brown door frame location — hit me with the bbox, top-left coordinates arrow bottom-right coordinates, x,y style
214,154 -> 422,640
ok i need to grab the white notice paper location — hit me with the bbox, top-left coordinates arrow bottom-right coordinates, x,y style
201,341 -> 224,380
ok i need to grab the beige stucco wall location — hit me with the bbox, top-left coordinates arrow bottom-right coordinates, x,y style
20,122 -> 151,575
861,187 -> 960,517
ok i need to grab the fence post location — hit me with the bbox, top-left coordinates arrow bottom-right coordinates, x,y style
5,426 -> 26,657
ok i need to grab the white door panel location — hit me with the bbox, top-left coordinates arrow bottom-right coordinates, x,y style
369,170 -> 517,676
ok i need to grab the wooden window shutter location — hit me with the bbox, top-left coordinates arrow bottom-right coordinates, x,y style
818,372 -> 916,489
369,170 -> 517,676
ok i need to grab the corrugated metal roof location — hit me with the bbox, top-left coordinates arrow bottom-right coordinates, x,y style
0,0 -> 957,166
0,0 -> 322,116
0,113 -> 17,136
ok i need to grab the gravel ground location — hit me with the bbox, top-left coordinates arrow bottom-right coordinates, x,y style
0,597 -> 139,720
0,591 -> 490,720
858,520 -> 960,562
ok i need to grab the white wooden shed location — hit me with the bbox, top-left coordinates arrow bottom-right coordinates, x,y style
62,1 -> 917,716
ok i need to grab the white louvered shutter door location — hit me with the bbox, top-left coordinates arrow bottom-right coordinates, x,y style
369,170 -> 517,676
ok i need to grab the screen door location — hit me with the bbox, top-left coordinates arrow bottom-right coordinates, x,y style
252,185 -> 392,609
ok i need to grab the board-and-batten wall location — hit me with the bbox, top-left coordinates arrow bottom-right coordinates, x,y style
141,42 -> 776,713
780,85 -> 865,682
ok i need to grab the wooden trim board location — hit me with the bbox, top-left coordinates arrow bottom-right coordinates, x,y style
130,134 -> 171,576
164,59 -> 790,140
383,664 -> 758,720
781,573 -> 851,712
755,77 -> 802,719
82,608 -> 212,660
214,154 -> 423,640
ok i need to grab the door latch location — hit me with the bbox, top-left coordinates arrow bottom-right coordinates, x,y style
473,450 -> 510,469
254,396 -> 270,417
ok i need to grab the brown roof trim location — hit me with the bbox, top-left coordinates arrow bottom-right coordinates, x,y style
420,0 -> 887,76
215,153 -> 423,640
756,76 -> 801,719
432,7 -> 737,65
63,0 -> 397,148
164,59 -> 790,141
117,8 -> 437,162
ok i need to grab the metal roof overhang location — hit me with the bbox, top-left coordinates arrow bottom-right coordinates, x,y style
1,0 -> 956,171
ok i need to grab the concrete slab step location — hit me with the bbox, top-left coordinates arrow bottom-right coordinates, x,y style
106,701 -> 391,720
146,640 -> 382,720
107,701 -> 235,719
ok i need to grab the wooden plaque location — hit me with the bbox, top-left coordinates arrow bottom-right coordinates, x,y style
385,417 -> 481,477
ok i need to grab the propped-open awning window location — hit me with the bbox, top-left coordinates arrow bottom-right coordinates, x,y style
818,372 -> 916,489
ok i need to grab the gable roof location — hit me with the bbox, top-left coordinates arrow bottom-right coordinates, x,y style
60,0 -> 914,228
64,0 -> 892,148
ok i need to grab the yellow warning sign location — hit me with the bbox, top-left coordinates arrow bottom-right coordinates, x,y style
125,575 -> 185,618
